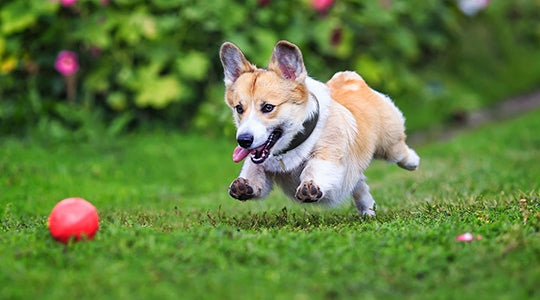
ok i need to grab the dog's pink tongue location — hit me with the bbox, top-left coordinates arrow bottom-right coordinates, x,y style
232,146 -> 250,163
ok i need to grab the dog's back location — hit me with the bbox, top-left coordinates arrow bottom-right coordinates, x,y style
327,71 -> 412,165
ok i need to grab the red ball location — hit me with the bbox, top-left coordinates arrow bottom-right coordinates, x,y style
48,198 -> 99,243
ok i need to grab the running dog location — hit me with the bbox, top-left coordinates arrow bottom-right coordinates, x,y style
219,40 -> 420,216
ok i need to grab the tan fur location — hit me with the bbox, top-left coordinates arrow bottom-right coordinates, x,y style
327,71 -> 409,165
226,71 -> 309,130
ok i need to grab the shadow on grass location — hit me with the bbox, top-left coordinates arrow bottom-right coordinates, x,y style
203,206 -> 378,231
202,189 -> 538,232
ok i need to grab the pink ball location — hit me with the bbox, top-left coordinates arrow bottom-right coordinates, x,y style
48,198 -> 99,243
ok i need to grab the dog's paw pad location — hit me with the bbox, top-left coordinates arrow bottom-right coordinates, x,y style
296,180 -> 323,203
229,178 -> 255,201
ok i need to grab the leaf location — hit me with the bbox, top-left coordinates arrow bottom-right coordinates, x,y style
176,51 -> 210,81
333,26 -> 353,59
151,0 -> 188,9
0,56 -> 18,74
390,28 -> 419,61
1,2 -> 37,35
107,112 -> 134,136
354,55 -> 383,85
312,18 -> 335,55
116,10 -> 157,44
135,76 -> 182,109
84,62 -> 112,92
106,92 -> 128,111
0,37 -> 4,56
0,0 -> 57,35
251,29 -> 278,66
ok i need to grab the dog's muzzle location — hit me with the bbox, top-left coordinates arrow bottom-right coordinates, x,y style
232,129 -> 282,164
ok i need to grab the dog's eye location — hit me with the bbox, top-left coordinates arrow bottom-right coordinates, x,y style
261,103 -> 275,113
235,104 -> 244,114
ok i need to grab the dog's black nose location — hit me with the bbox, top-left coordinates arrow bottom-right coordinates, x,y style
237,133 -> 253,148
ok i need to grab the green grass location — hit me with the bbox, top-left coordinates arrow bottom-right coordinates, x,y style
1,110 -> 539,300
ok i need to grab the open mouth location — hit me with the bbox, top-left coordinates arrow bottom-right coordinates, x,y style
232,129 -> 282,164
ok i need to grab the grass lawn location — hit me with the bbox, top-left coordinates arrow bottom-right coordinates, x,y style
1,109 -> 539,300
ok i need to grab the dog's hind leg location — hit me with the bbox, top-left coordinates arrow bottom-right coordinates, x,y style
352,178 -> 376,216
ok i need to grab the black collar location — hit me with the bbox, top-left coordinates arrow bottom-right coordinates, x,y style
273,94 -> 320,157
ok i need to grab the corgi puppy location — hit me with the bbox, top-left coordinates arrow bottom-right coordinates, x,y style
219,40 -> 420,216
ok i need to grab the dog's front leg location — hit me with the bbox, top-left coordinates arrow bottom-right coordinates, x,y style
229,161 -> 272,201
296,159 -> 343,203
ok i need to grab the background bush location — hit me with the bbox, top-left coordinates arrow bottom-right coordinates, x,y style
1,0 -> 539,138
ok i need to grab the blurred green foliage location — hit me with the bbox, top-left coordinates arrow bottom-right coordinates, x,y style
0,0 -> 539,137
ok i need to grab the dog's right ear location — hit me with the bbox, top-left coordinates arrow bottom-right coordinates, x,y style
220,42 -> 255,87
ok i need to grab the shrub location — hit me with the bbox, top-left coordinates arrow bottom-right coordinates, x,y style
0,0 -> 539,137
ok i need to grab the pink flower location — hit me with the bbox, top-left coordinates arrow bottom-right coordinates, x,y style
311,0 -> 334,13
55,50 -> 79,76
456,233 -> 474,242
61,0 -> 78,6
49,0 -> 78,7
456,232 -> 482,242
100,0 -> 110,6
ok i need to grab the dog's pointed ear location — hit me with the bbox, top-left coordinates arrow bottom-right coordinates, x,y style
268,40 -> 307,83
220,42 -> 255,86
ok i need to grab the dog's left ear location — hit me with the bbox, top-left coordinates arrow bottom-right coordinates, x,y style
268,40 -> 307,83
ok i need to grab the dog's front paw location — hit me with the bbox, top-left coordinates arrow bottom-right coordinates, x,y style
229,178 -> 256,201
296,180 -> 323,203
